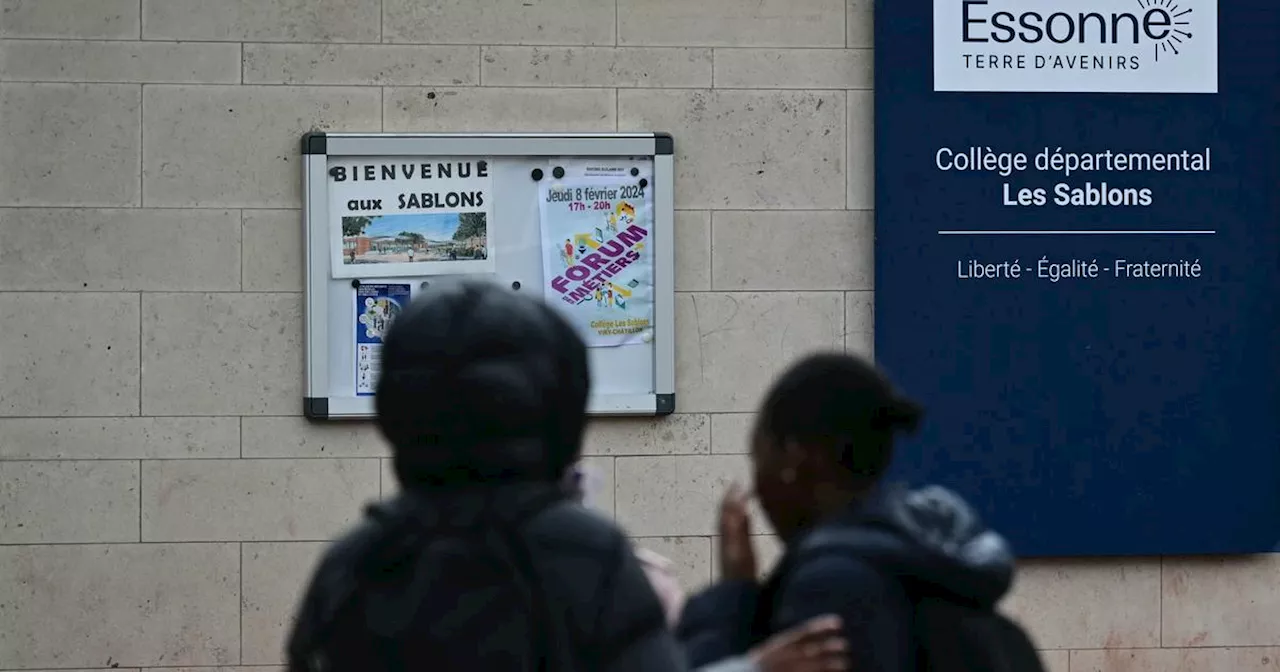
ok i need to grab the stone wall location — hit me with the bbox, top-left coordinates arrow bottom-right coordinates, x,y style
0,1 -> 1273,671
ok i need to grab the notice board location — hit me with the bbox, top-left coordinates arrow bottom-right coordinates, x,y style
302,132 -> 676,420
876,1 -> 1280,555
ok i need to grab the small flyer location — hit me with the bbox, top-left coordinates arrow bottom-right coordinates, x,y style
328,156 -> 495,279
556,157 -> 653,181
539,175 -> 654,347
355,283 -> 411,396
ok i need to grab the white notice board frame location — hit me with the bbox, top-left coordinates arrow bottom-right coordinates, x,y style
301,132 -> 676,420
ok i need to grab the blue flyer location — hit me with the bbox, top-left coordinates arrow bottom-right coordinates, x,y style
354,283 -> 411,397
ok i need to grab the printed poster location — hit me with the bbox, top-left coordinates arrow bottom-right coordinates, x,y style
328,157 -> 495,279
540,176 -> 654,347
355,283 -> 410,396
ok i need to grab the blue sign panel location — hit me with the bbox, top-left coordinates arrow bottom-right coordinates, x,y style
875,0 -> 1280,555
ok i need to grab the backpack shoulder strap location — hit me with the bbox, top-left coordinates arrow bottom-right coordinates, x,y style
588,530 -> 669,668
483,490 -> 577,671
501,495 -> 664,671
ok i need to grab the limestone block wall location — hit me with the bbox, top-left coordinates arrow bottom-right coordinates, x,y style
0,1 -> 1273,671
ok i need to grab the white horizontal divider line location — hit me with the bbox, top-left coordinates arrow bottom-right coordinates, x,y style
937,230 -> 1216,235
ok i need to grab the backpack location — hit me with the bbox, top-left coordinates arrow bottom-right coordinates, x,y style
799,526 -> 1047,672
291,489 -> 579,672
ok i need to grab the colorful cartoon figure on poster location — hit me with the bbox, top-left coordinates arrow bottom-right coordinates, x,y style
616,201 -> 635,227
561,238 -> 574,268
605,201 -> 636,235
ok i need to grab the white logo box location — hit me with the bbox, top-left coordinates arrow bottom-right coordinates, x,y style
933,0 -> 1218,93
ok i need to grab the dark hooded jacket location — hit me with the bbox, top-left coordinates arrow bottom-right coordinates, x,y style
677,484 -> 1016,672
285,281 -> 702,672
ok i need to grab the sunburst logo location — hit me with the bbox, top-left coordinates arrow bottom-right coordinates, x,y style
1137,0 -> 1194,62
